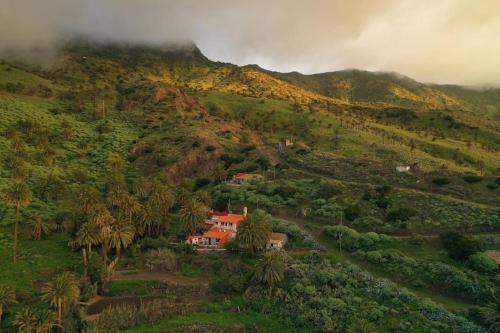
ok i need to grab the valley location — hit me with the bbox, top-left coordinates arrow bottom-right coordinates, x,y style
0,42 -> 498,332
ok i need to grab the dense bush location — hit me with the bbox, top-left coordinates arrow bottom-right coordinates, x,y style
355,248 -> 496,302
144,249 -> 177,272
432,177 -> 451,186
272,219 -> 322,249
386,207 -> 416,223
440,231 -> 481,261
244,259 -> 486,333
467,253 -> 498,274
139,237 -> 170,250
315,181 -> 342,199
195,177 -> 211,189
463,175 -> 483,183
323,225 -> 391,250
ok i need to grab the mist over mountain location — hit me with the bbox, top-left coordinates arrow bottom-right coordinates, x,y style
0,15 -> 499,332
3,0 -> 500,85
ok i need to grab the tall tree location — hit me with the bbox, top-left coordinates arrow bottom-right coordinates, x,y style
236,209 -> 272,255
35,309 -> 56,333
91,208 -> 115,263
4,181 -> 32,263
179,198 -> 206,234
107,217 -> 135,260
253,250 -> 285,296
41,272 -> 80,326
136,203 -> 158,237
10,159 -> 29,181
13,307 -> 37,333
78,186 -> 101,216
28,215 -> 51,240
0,285 -> 16,328
74,222 -> 102,278
149,181 -> 175,217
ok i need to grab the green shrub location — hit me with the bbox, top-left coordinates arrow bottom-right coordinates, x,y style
432,177 -> 451,186
387,207 -> 416,223
180,262 -> 202,277
463,175 -> 483,183
439,231 -> 481,261
467,253 -> 498,274
144,249 -> 177,272
195,177 -> 211,189
323,226 -> 388,250
140,237 -> 170,250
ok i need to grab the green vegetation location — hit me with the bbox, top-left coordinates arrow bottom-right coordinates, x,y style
125,304 -> 310,333
0,41 -> 498,332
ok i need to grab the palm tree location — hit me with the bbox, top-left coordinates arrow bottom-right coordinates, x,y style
149,182 -> 175,217
76,140 -> 88,159
236,209 -> 272,255
107,187 -> 142,226
74,222 -> 102,278
0,285 -> 16,327
347,318 -> 378,333
14,307 -> 37,333
194,190 -> 212,207
35,309 -> 56,333
211,163 -> 227,183
136,203 -> 158,237
481,298 -> 500,333
41,272 -> 80,326
179,198 -> 206,234
107,155 -> 124,175
78,186 -> 101,216
28,215 -> 51,240
11,137 -> 28,158
107,217 -> 135,260
4,181 -> 32,263
10,159 -> 29,181
134,177 -> 151,198
253,250 -> 285,296
91,208 -> 115,263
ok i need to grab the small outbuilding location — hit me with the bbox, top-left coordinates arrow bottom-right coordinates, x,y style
231,173 -> 263,184
265,232 -> 288,250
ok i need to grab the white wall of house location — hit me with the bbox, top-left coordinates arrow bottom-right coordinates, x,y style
213,221 -> 237,232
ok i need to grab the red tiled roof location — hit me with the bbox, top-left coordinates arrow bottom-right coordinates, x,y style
208,210 -> 228,217
233,173 -> 261,180
202,229 -> 233,246
269,232 -> 287,243
217,214 -> 245,225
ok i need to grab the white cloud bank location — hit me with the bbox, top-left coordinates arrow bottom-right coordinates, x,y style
1,0 -> 499,85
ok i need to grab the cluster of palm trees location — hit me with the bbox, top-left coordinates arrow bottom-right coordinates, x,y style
3,137 -> 33,264
0,271 -> 80,332
72,172 -> 176,281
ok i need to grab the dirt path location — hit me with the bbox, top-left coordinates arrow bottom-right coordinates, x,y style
112,270 -> 209,287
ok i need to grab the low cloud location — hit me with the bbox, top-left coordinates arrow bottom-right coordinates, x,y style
1,0 -> 500,85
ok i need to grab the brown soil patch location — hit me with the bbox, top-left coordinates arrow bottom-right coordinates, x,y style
485,250 -> 500,264
32,280 -> 45,292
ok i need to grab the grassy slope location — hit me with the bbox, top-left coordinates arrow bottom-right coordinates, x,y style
125,308 -> 311,333
0,44 -> 498,331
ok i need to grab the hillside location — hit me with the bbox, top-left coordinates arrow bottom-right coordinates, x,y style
0,41 -> 499,332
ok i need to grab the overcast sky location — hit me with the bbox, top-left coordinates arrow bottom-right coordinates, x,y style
2,0 -> 500,86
